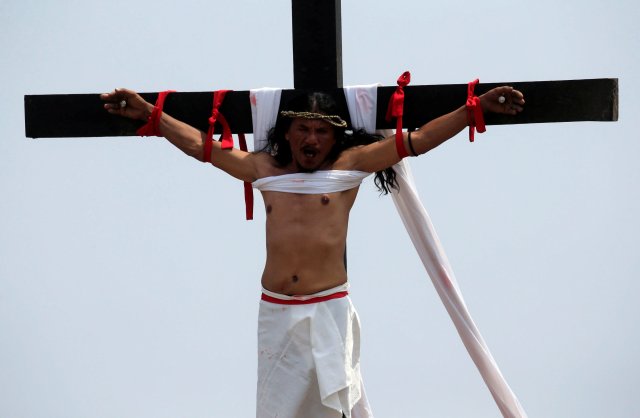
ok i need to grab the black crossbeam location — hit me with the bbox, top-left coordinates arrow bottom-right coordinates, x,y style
24,78 -> 618,139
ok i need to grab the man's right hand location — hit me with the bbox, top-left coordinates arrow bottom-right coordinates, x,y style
100,88 -> 154,121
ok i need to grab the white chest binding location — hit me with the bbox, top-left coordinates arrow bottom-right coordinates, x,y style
252,170 -> 370,194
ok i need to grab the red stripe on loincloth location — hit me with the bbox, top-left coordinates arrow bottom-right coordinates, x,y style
261,291 -> 348,305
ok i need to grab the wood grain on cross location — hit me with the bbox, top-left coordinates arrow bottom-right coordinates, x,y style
24,0 -> 618,139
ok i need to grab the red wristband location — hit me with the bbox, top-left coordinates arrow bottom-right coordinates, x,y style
466,79 -> 486,142
136,90 -> 175,137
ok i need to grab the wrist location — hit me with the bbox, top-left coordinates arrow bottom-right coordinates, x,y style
141,103 -> 155,121
479,94 -> 489,114
135,90 -> 174,137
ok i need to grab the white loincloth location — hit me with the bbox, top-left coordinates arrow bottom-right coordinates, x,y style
257,283 -> 373,418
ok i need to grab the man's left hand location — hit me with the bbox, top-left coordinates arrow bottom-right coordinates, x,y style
480,86 -> 525,115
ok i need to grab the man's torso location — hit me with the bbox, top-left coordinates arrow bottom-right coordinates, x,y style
253,151 -> 363,295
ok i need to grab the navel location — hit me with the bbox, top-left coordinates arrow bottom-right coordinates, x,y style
292,275 -> 299,283
321,194 -> 330,205
266,204 -> 272,214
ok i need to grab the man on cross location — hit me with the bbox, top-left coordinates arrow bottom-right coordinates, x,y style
101,85 -> 524,418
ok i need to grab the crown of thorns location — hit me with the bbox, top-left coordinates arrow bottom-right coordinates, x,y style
279,111 -> 348,128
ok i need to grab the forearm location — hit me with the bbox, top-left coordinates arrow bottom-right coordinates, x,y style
411,105 -> 468,155
147,104 -> 206,160
102,89 -> 204,159
411,84 -> 525,155
347,85 -> 524,173
346,105 -> 470,172
145,104 -> 258,182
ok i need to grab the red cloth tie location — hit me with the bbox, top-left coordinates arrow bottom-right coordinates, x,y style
385,71 -> 411,159
203,90 -> 253,221
466,79 -> 486,142
237,133 -> 254,221
136,90 -> 175,137
204,90 -> 234,163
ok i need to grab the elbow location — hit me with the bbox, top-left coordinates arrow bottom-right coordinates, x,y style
192,139 -> 206,162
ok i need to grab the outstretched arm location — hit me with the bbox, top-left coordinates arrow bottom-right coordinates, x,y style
100,88 -> 260,182
344,86 -> 525,172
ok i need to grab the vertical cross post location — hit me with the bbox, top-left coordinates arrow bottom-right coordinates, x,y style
292,0 -> 346,267
292,0 -> 343,89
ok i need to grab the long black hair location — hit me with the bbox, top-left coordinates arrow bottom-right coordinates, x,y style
263,92 -> 398,194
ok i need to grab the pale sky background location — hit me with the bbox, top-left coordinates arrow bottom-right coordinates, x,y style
1,1 -> 639,417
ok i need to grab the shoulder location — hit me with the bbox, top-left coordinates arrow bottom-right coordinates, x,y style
252,151 -> 292,178
333,135 -> 398,173
331,145 -> 366,170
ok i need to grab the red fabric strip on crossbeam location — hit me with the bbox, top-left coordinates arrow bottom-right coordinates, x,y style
466,79 -> 486,142
385,71 -> 411,159
136,90 -> 175,137
204,90 -> 234,163
238,133 -> 254,221
202,90 -> 253,221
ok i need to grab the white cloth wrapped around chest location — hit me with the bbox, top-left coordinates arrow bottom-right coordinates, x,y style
252,170 -> 370,194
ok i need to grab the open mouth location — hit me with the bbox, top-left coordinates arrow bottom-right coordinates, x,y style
302,146 -> 318,159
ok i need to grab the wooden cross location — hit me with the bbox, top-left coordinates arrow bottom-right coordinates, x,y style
24,0 -> 618,139
20,2 -> 621,410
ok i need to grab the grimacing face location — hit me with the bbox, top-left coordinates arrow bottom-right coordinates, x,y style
285,118 -> 337,172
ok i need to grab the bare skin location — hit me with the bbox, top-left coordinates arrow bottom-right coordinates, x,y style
101,87 -> 524,295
